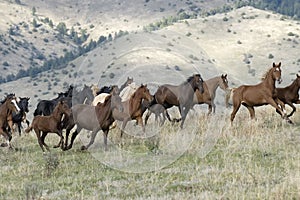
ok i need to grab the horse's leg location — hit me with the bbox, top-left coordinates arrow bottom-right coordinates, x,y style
268,98 -> 293,124
144,110 -> 151,125
103,129 -> 109,151
17,122 -> 22,136
245,105 -> 255,119
53,130 -> 64,149
41,132 -> 52,151
286,102 -> 296,117
121,118 -> 129,138
161,111 -> 166,126
35,129 -> 47,152
179,106 -> 190,129
0,128 -> 13,148
230,101 -> 241,123
67,127 -> 82,150
207,103 -> 213,115
137,116 -> 145,132
212,100 -> 216,114
81,128 -> 100,150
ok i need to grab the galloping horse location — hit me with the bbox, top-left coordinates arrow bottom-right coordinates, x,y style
113,84 -> 153,137
25,101 -> 71,152
72,84 -> 94,105
0,95 -> 20,148
193,74 -> 229,114
11,97 -> 30,136
230,62 -> 291,123
153,74 -> 204,128
63,94 -> 123,151
275,73 -> 300,117
34,86 -> 73,116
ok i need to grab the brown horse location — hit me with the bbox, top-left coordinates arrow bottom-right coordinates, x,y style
230,62 -> 291,123
0,95 -> 20,148
275,74 -> 300,117
113,84 -> 153,137
25,101 -> 71,152
63,94 -> 123,151
193,74 -> 229,114
153,74 -> 204,128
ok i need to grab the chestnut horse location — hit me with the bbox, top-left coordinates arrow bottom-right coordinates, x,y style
63,94 -> 123,151
193,74 -> 229,114
25,101 -> 71,152
275,74 -> 300,117
230,62 -> 291,123
0,95 -> 20,148
153,74 -> 204,128
113,84 -> 153,137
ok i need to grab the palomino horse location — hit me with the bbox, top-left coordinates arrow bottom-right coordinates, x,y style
119,82 -> 138,102
153,74 -> 204,128
193,74 -> 229,114
275,73 -> 300,117
230,62 -> 291,123
25,101 -> 71,152
113,84 -> 153,137
0,95 -> 20,148
63,94 -> 123,151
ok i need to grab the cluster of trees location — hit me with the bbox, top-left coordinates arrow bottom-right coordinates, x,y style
235,0 -> 300,19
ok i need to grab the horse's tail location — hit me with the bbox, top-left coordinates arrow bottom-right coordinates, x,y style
25,125 -> 32,133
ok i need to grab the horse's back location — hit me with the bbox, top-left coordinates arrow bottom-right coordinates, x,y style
92,93 -> 110,106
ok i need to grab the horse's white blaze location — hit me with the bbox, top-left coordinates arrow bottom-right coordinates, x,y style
11,99 -> 21,112
276,67 -> 280,71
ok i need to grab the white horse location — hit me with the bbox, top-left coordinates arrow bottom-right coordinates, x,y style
92,93 -> 110,106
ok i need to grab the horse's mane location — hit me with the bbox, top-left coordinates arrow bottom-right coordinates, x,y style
261,68 -> 272,81
183,74 -> 200,84
0,93 -> 15,104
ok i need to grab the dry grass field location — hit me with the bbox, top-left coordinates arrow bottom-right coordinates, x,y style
0,107 -> 299,199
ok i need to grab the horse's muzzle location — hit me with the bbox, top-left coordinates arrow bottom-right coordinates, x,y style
277,78 -> 282,84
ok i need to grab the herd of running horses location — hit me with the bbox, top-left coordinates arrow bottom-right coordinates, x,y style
0,62 -> 299,152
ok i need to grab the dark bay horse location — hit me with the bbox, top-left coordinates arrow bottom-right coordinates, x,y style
0,95 -> 20,148
153,74 -> 204,128
193,74 -> 229,114
25,101 -> 71,152
230,62 -> 291,123
275,73 -> 300,117
63,94 -> 123,151
113,84 -> 153,137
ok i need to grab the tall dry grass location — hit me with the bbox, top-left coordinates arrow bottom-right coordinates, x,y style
0,106 -> 299,199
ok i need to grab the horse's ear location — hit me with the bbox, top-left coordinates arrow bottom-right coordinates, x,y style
278,62 -> 281,67
273,62 -> 276,68
297,73 -> 300,78
224,74 -> 227,78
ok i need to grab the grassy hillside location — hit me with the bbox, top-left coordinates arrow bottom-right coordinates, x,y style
0,4 -> 299,199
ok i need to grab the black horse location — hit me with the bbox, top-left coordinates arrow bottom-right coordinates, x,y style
34,86 -> 74,116
11,97 -> 30,136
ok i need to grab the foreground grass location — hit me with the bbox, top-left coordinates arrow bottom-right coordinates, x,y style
0,108 -> 299,199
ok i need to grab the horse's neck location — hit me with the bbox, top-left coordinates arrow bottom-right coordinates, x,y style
288,79 -> 300,93
129,93 -> 143,112
262,72 -> 276,90
206,78 -> 220,94
52,108 -> 63,121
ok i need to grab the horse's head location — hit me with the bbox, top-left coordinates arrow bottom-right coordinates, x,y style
7,96 -> 21,113
19,97 -> 30,112
296,73 -> 300,86
126,77 -> 134,86
111,94 -> 123,112
272,62 -> 282,84
57,100 -> 71,116
110,85 -> 120,95
137,84 -> 153,102
190,74 -> 204,93
220,74 -> 229,90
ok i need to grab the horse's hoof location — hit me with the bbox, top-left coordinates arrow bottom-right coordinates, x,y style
0,143 -> 8,147
53,145 -> 59,148
80,146 -> 87,150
